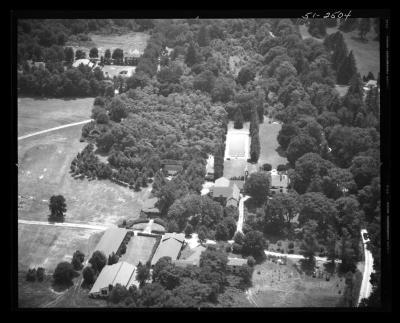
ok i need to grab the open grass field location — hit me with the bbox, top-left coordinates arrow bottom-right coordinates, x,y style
18,125 -> 152,224
228,134 -> 246,157
120,235 -> 158,266
18,98 -> 94,137
299,24 -> 380,78
66,32 -> 150,58
258,117 -> 287,169
18,223 -> 104,272
248,258 -> 347,307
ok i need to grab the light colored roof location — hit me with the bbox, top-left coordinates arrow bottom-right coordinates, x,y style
184,245 -> 206,265
227,257 -> 247,267
73,59 -> 94,68
92,227 -> 128,258
215,177 -> 230,187
270,174 -> 289,188
89,262 -> 123,295
365,80 -> 377,87
112,262 -> 136,287
151,233 -> 185,265
173,259 -> 198,267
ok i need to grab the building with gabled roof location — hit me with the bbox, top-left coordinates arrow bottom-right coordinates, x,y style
269,170 -> 289,194
227,257 -> 247,273
72,58 -> 95,69
91,227 -> 128,259
211,177 -> 240,207
151,233 -> 185,266
89,261 -> 136,298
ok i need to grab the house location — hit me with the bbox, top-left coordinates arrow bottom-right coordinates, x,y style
227,257 -> 247,273
211,177 -> 240,207
91,227 -> 128,259
161,160 -> 183,176
72,58 -> 95,69
140,197 -> 160,218
89,261 -> 137,298
173,245 -> 206,268
151,233 -> 186,266
269,170 -> 289,194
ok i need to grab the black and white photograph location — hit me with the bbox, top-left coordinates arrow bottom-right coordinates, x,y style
11,10 -> 391,310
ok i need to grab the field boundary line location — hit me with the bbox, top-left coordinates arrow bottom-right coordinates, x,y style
18,119 -> 93,140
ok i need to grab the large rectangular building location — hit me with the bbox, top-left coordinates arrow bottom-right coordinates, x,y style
92,227 -> 128,259
151,233 -> 185,266
89,261 -> 137,298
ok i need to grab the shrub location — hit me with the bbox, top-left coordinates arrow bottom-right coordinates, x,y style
247,256 -> 256,267
26,268 -> 36,282
288,249 -> 294,254
288,241 -> 295,249
53,262 -> 76,285
262,163 -> 272,171
232,243 -> 243,254
277,240 -> 282,247
83,266 -> 96,285
36,267 -> 45,282
71,250 -> 85,271
277,164 -> 287,172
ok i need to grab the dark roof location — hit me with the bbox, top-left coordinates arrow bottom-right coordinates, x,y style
212,178 -> 240,202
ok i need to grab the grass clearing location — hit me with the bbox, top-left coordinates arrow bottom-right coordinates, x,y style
18,125 -> 152,224
18,223 -> 104,272
258,117 -> 287,169
249,258 -> 347,307
18,98 -> 94,137
120,235 -> 158,266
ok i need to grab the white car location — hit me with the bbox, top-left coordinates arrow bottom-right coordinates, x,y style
361,229 -> 370,244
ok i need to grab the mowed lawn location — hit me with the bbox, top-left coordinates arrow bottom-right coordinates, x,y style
249,259 -> 346,307
119,235 -> 158,266
18,125 -> 152,224
89,32 -> 150,56
258,117 -> 287,169
18,98 -> 94,137
18,223 -> 104,272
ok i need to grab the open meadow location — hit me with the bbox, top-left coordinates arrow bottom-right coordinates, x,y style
258,117 -> 288,169
248,258 -> 347,307
18,223 -> 104,272
299,24 -> 379,78
18,98 -> 94,137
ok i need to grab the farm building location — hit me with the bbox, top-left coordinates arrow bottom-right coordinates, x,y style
72,58 -> 95,69
211,177 -> 240,207
89,261 -> 137,298
227,257 -> 247,274
140,197 -> 160,218
92,227 -> 128,259
151,233 -> 186,266
269,170 -> 289,194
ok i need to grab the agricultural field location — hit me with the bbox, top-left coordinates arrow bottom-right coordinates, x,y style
248,258 -> 348,307
119,235 -> 159,266
18,223 -> 103,272
258,117 -> 288,169
18,98 -> 94,137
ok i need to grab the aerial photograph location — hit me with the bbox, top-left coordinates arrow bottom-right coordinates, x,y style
15,14 -> 386,309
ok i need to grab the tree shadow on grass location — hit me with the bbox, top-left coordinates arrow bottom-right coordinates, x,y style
47,215 -> 65,224
51,280 -> 74,293
299,258 -> 315,276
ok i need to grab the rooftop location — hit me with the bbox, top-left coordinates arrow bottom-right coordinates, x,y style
270,173 -> 289,188
151,233 -> 185,265
92,227 -> 128,259
89,261 -> 136,295
227,257 -> 247,267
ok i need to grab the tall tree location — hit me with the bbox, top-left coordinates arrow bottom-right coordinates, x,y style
358,18 -> 371,40
244,171 -> 270,205
233,108 -> 244,129
89,47 -> 99,58
49,195 -> 67,222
